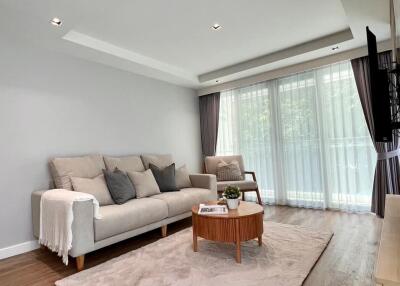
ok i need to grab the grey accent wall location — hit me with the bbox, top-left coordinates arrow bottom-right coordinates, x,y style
0,39 -> 201,249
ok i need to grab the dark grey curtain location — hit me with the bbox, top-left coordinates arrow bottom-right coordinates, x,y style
199,92 -> 220,157
351,51 -> 400,217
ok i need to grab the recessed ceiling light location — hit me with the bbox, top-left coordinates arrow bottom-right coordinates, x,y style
50,17 -> 62,27
216,80 -> 220,83
211,23 -> 222,30
331,46 -> 339,51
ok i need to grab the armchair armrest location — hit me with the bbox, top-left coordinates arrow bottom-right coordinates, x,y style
244,171 -> 257,182
31,190 -> 95,257
189,174 -> 217,200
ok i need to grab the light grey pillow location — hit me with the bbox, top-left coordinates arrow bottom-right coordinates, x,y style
127,169 -> 161,198
176,165 -> 192,189
71,174 -> 114,206
50,154 -> 105,190
216,160 -> 243,181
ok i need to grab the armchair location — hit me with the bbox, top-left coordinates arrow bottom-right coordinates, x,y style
204,155 -> 262,205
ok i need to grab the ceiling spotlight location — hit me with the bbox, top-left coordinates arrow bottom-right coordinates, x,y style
211,23 -> 222,30
331,46 -> 339,51
216,80 -> 220,83
50,17 -> 62,27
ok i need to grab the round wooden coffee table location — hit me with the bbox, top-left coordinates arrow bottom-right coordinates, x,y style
192,201 -> 264,263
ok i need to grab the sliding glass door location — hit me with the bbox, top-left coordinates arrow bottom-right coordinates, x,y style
217,61 -> 376,211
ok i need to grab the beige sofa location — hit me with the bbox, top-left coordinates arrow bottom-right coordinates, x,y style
31,154 -> 217,270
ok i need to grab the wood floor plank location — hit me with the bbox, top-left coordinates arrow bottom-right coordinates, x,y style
0,206 -> 382,286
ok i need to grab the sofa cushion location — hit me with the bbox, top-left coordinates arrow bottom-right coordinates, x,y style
149,163 -> 179,192
141,154 -> 173,169
217,180 -> 258,191
49,154 -> 105,190
127,169 -> 161,198
71,174 -> 114,206
103,155 -> 145,173
103,168 -> 136,204
181,188 -> 215,205
175,165 -> 192,189
94,198 -> 168,241
151,188 -> 212,217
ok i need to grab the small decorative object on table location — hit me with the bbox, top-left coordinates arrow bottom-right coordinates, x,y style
198,203 -> 228,215
223,185 -> 241,209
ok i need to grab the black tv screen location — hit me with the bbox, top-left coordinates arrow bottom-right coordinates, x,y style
366,27 -> 392,142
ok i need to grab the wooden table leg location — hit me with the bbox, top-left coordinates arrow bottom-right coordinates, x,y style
235,219 -> 241,263
258,235 -> 262,246
192,215 -> 198,252
236,240 -> 241,263
193,231 -> 198,252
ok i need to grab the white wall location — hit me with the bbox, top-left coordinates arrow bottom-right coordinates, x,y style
0,39 -> 201,251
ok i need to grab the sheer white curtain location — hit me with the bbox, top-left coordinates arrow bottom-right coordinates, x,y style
217,61 -> 376,212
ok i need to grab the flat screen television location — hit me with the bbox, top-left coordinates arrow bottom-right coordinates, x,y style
366,26 -> 392,142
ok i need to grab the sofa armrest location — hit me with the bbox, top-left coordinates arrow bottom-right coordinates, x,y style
190,174 -> 217,200
31,190 -> 46,238
31,190 -> 95,257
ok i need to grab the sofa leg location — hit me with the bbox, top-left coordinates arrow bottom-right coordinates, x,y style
161,225 -> 167,237
76,255 -> 85,272
242,191 -> 246,202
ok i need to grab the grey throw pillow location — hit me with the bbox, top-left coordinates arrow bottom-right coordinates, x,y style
149,163 -> 179,192
103,168 -> 136,204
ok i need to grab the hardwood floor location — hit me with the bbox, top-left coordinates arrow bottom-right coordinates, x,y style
0,205 -> 382,286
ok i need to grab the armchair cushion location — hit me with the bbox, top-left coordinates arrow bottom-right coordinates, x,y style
204,155 -> 245,176
217,180 -> 258,192
216,160 -> 243,181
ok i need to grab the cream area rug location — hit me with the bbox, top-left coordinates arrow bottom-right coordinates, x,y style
56,222 -> 333,286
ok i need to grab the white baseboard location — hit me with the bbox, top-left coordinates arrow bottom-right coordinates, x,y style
0,240 -> 39,260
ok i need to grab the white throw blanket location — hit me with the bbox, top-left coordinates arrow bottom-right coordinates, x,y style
39,189 -> 102,265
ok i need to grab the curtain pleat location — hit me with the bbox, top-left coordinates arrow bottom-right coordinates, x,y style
351,51 -> 400,217
217,61 -> 376,211
199,92 -> 220,157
